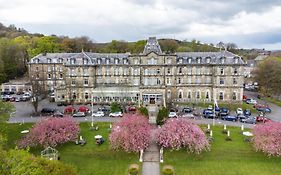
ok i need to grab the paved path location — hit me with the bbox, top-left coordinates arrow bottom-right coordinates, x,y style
142,128 -> 160,175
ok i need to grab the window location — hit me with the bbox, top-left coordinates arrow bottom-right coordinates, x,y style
157,78 -> 161,85
83,58 -> 88,65
106,59 -> 110,64
148,58 -> 157,64
34,58 -> 39,63
58,58 -> 63,63
220,68 -> 224,75
196,67 -> 201,75
114,68 -> 118,75
84,79 -> 88,86
219,92 -> 224,100
97,59 -> 101,64
187,68 -> 192,75
59,73 -> 63,79
188,91 -> 191,99
234,57 -> 239,64
178,90 -> 183,99
72,92 -> 76,99
47,66 -> 51,72
167,78 -> 171,85
71,80 -> 76,86
115,59 -> 119,64
70,68 -> 76,76
206,91 -> 209,99
70,58 -> 76,65
178,78 -> 182,84
157,69 -> 160,74
167,58 -> 172,64
188,58 -> 192,64
178,58 -> 183,64
233,78 -> 237,84
187,77 -> 192,84
35,67 -> 39,71
134,59 -> 138,64
167,68 -> 171,74
178,67 -> 182,74
234,68 -> 238,75
85,93 -> 89,99
47,58 -> 51,63
133,79 -> 139,85
220,78 -> 224,85
97,68 -> 102,75
220,57 -> 225,64
47,73 -> 51,79
233,92 -> 237,100
83,68 -> 89,76
123,59 -> 127,64
196,77 -> 201,84
196,91 -> 200,99
197,58 -> 201,64
206,57 -> 211,63
36,74 -> 39,79
206,77 -> 211,84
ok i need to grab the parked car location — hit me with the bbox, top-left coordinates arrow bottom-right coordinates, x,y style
64,106 -> 76,113
41,108 -> 56,115
203,109 -> 216,119
78,106 -> 90,113
52,111 -> 64,118
243,109 -> 251,116
253,104 -> 269,109
221,115 -> 238,122
92,111 -> 105,117
219,108 -> 229,117
246,99 -> 257,104
168,112 -> 178,118
181,113 -> 195,118
109,111 -> 123,117
256,107 -> 271,113
242,95 -> 247,101
169,108 -> 178,112
236,108 -> 243,115
182,107 -> 193,113
237,114 -> 247,122
256,114 -> 271,123
98,107 -> 111,114
128,106 -> 137,112
73,112 -> 86,117
241,117 -> 256,124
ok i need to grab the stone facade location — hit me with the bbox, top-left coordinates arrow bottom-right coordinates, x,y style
28,37 -> 245,106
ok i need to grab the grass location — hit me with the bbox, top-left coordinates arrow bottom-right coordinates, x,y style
162,125 -> 281,175
265,97 -> 281,107
5,122 -> 139,175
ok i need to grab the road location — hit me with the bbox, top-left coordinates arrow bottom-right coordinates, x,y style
244,90 -> 281,122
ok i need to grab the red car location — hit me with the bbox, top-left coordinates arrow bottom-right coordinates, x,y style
128,106 -> 137,112
243,95 -> 247,101
256,114 -> 271,123
78,106 -> 90,113
64,106 -> 76,113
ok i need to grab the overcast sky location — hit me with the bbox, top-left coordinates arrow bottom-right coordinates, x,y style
0,0 -> 281,50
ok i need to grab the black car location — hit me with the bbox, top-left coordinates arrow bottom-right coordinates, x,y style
182,107 -> 192,113
41,108 -> 56,114
243,109 -> 251,116
203,109 -> 216,119
219,108 -> 229,117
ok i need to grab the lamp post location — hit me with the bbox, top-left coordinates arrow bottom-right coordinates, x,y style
91,92 -> 94,127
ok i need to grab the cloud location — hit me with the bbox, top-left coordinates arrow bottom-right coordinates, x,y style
0,0 -> 280,49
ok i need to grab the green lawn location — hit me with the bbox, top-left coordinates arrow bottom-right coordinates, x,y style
5,122 -> 139,175
265,97 -> 281,107
163,125 -> 281,175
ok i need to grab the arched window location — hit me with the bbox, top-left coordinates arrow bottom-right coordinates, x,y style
196,91 -> 200,99
187,91 -> 191,99
178,90 -> 183,99
206,91 -> 210,99
232,92 -> 237,100
219,92 -> 224,100
85,92 -> 89,99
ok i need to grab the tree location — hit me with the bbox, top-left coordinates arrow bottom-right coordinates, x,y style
252,121 -> 281,157
0,148 -> 77,175
159,39 -> 179,53
18,117 -> 80,148
109,114 -> 152,152
111,102 -> 121,113
156,118 -> 209,154
253,57 -> 281,97
156,107 -> 169,125
216,41 -> 225,51
138,106 -> 148,117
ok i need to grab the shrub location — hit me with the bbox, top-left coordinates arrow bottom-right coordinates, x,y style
162,165 -> 175,175
138,106 -> 148,117
18,117 -> 80,148
111,102 -> 121,113
128,164 -> 139,175
252,121 -> 281,157
157,107 -> 169,125
109,114 -> 152,152
156,118 -> 209,154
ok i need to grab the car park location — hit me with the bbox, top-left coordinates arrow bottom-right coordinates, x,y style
168,112 -> 178,118
246,99 -> 257,104
109,111 -> 123,117
219,108 -> 229,117
203,109 -> 216,119
236,108 -> 243,115
221,115 -> 237,122
243,109 -> 251,116
92,111 -> 105,117
73,112 -> 86,117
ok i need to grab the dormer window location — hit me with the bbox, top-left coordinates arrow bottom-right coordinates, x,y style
47,58 -> 52,63
123,59 -> 127,64
97,59 -> 101,64
188,58 -> 192,64
70,58 -> 76,65
178,58 -> 183,64
83,58 -> 88,65
206,57 -> 211,64
178,67 -> 182,74
197,57 -> 201,64
148,58 -> 157,65
106,59 -> 110,64
34,58 -> 40,63
220,57 -> 226,64
115,58 -> 119,64
58,58 -> 63,63
234,57 -> 239,64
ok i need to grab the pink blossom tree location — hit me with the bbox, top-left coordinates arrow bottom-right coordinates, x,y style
156,118 -> 209,154
18,117 -> 80,148
252,121 -> 281,157
109,114 -> 152,152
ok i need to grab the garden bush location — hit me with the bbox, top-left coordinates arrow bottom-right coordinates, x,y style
128,164 -> 139,175
18,117 -> 79,148
162,165 -> 175,175
109,114 -> 152,152
252,121 -> 281,156
156,118 -> 209,154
